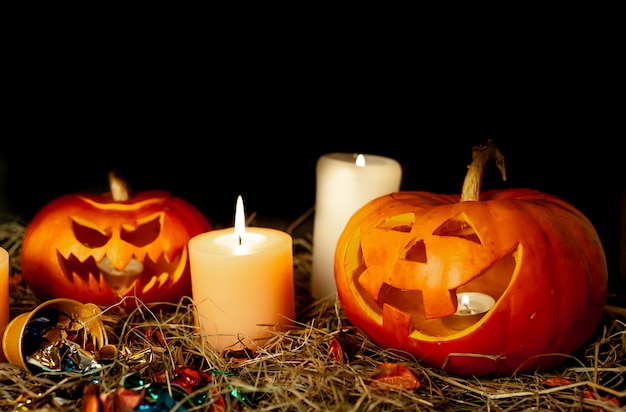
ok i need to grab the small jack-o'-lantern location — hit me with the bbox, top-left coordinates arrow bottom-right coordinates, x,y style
21,173 -> 212,307
334,141 -> 608,376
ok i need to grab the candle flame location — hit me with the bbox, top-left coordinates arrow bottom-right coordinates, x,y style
234,195 -> 246,244
461,293 -> 470,309
355,153 -> 365,167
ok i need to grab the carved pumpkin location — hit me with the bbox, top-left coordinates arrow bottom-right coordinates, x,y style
334,141 -> 608,376
21,173 -> 212,307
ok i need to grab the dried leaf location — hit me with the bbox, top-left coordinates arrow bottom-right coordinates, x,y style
210,387 -> 227,412
223,347 -> 258,362
329,326 -> 360,363
82,383 -> 101,412
540,377 -> 575,386
328,337 -> 344,363
584,389 -> 620,411
367,362 -> 420,390
114,387 -> 146,410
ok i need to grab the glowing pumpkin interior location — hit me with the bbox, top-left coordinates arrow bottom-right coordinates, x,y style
61,206 -> 188,296
344,209 -> 516,338
21,174 -> 212,307
334,141 -> 608,376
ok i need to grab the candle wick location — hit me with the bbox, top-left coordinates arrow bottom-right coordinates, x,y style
238,235 -> 242,245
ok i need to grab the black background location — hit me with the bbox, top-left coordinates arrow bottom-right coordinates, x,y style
1,39 -> 623,292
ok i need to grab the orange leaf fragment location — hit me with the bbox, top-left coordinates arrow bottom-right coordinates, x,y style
584,389 -> 620,411
540,377 -> 575,386
367,362 -> 420,390
82,383 -> 101,412
209,387 -> 227,412
113,387 -> 146,410
328,337 -> 344,363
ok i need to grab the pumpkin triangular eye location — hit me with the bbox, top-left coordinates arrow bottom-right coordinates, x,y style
72,218 -> 110,248
401,238 -> 427,263
433,213 -> 481,245
376,212 -> 413,233
121,215 -> 162,247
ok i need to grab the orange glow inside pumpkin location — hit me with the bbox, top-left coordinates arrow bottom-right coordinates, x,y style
58,209 -> 187,297
344,211 -> 518,339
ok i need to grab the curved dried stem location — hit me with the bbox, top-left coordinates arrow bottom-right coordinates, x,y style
461,139 -> 507,202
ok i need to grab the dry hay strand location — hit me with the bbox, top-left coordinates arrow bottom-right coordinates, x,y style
1,216 -> 625,411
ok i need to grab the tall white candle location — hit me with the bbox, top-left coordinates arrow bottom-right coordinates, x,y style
1,247 -> 9,362
311,153 -> 402,299
189,196 -> 295,353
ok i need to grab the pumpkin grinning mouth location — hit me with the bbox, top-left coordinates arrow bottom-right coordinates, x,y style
371,245 -> 517,338
56,250 -> 186,296
355,207 -> 519,322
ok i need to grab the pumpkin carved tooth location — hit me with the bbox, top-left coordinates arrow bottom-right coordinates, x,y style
382,303 -> 412,339
57,253 -> 101,286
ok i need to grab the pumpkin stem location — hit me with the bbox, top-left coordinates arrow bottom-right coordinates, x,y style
109,171 -> 130,201
460,139 -> 507,202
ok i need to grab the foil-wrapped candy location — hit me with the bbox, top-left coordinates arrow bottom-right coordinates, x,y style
21,307 -> 103,375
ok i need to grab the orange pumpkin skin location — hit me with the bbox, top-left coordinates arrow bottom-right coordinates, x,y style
21,190 -> 212,307
335,188 -> 608,376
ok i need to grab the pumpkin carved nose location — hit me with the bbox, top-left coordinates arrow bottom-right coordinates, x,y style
421,287 -> 457,319
97,256 -> 144,295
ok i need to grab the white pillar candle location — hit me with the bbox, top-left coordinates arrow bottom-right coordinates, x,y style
0,247 -> 9,362
189,196 -> 295,353
311,153 -> 402,299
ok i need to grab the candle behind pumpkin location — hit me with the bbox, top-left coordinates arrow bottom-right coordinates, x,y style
311,153 -> 402,300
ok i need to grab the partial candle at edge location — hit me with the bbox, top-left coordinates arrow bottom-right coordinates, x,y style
1,247 -> 9,362
311,153 -> 402,300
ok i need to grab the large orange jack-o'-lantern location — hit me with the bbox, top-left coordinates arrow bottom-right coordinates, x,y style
21,173 -> 212,307
334,141 -> 608,376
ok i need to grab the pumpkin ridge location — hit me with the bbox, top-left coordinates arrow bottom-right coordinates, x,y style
334,141 -> 608,376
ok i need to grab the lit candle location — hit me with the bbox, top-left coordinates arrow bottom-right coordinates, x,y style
1,247 -> 9,362
443,292 -> 495,330
188,196 -> 295,353
311,153 -> 402,299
